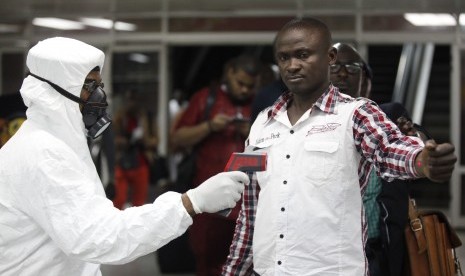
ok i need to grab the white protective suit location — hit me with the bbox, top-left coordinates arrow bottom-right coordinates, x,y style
0,37 -> 192,275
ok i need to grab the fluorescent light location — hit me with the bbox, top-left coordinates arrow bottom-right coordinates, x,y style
80,18 -> 113,29
80,17 -> 136,31
32,17 -> 84,30
114,21 -> 136,31
404,13 -> 456,27
460,14 -> 465,26
128,53 -> 150,63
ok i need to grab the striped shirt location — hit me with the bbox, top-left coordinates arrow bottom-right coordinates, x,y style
364,169 -> 382,239
222,84 -> 423,276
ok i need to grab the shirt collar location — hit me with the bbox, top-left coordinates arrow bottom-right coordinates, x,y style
266,83 -> 345,123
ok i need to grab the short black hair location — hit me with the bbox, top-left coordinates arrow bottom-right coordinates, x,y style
225,55 -> 261,77
273,17 -> 333,54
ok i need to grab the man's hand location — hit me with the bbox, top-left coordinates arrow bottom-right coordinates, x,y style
209,114 -> 233,132
233,120 -> 251,138
184,171 -> 249,215
415,140 -> 457,182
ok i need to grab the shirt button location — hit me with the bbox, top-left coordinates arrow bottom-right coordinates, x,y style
290,130 -> 294,134
283,180 -> 287,185
278,261 -> 282,265
286,154 -> 290,159
281,207 -> 285,211
279,234 -> 284,239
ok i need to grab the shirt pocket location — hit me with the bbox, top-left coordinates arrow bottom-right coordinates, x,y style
301,140 -> 340,186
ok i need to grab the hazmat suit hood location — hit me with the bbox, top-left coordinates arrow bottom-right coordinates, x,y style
21,37 -> 105,158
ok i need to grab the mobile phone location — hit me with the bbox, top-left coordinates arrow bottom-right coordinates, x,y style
233,117 -> 250,123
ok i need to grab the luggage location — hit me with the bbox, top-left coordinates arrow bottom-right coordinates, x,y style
404,198 -> 463,276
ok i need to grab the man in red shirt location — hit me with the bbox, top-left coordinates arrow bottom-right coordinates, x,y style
172,55 -> 261,276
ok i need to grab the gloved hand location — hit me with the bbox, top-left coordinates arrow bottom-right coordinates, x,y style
186,171 -> 249,214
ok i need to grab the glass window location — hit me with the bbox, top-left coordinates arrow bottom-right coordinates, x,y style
115,18 -> 161,33
2,52 -> 24,95
111,52 -> 159,114
169,17 -> 292,32
115,0 -> 163,13
361,0 -> 458,13
363,15 -> 456,32
462,175 -> 465,215
170,15 -> 355,33
461,49 -> 465,165
167,0 -> 296,12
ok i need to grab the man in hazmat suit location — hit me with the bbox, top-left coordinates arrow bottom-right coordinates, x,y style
0,37 -> 248,276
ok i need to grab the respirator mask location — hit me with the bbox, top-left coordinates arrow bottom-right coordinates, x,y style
29,73 -> 112,139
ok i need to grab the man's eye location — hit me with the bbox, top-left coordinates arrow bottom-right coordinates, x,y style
298,52 -> 309,59
277,55 -> 288,62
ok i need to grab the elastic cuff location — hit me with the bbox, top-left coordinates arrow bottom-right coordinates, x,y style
408,148 -> 423,177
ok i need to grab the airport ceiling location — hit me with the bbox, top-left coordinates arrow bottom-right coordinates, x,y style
0,0 -> 462,18
0,0 -> 463,46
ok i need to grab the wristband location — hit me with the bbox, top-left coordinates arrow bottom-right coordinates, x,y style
186,189 -> 202,214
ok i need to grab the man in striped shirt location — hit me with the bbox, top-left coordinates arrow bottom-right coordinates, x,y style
222,17 -> 456,276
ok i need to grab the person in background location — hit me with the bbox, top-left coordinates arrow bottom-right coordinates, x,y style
330,42 -> 432,276
0,37 -> 249,276
168,89 -> 189,185
112,90 -> 158,209
172,54 -> 261,276
375,102 -> 432,276
222,18 -> 456,276
330,42 -> 373,98
330,42 -> 389,274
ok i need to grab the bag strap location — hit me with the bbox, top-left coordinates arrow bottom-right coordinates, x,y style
407,198 -> 428,253
203,85 -> 217,121
189,85 -> 217,155
408,198 -> 463,250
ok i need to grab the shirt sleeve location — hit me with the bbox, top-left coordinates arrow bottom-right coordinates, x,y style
20,147 -> 193,265
174,88 -> 208,129
222,172 -> 258,276
352,101 -> 424,182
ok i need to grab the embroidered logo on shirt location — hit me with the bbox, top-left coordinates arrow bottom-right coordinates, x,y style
255,132 -> 281,144
306,123 -> 341,136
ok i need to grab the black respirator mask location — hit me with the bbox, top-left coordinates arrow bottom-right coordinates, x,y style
29,73 -> 112,139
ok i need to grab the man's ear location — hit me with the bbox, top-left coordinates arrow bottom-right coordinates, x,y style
328,47 -> 337,65
225,66 -> 235,80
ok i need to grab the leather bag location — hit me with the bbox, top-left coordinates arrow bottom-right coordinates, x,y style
404,198 -> 463,276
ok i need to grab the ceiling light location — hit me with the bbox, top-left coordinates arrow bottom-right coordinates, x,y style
80,17 -> 136,31
80,18 -> 113,29
404,13 -> 456,27
114,21 -> 136,31
460,14 -> 465,26
32,17 -> 84,30
128,53 -> 150,64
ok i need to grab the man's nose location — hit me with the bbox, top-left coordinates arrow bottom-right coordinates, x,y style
287,58 -> 301,72
241,86 -> 253,94
338,66 -> 349,77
